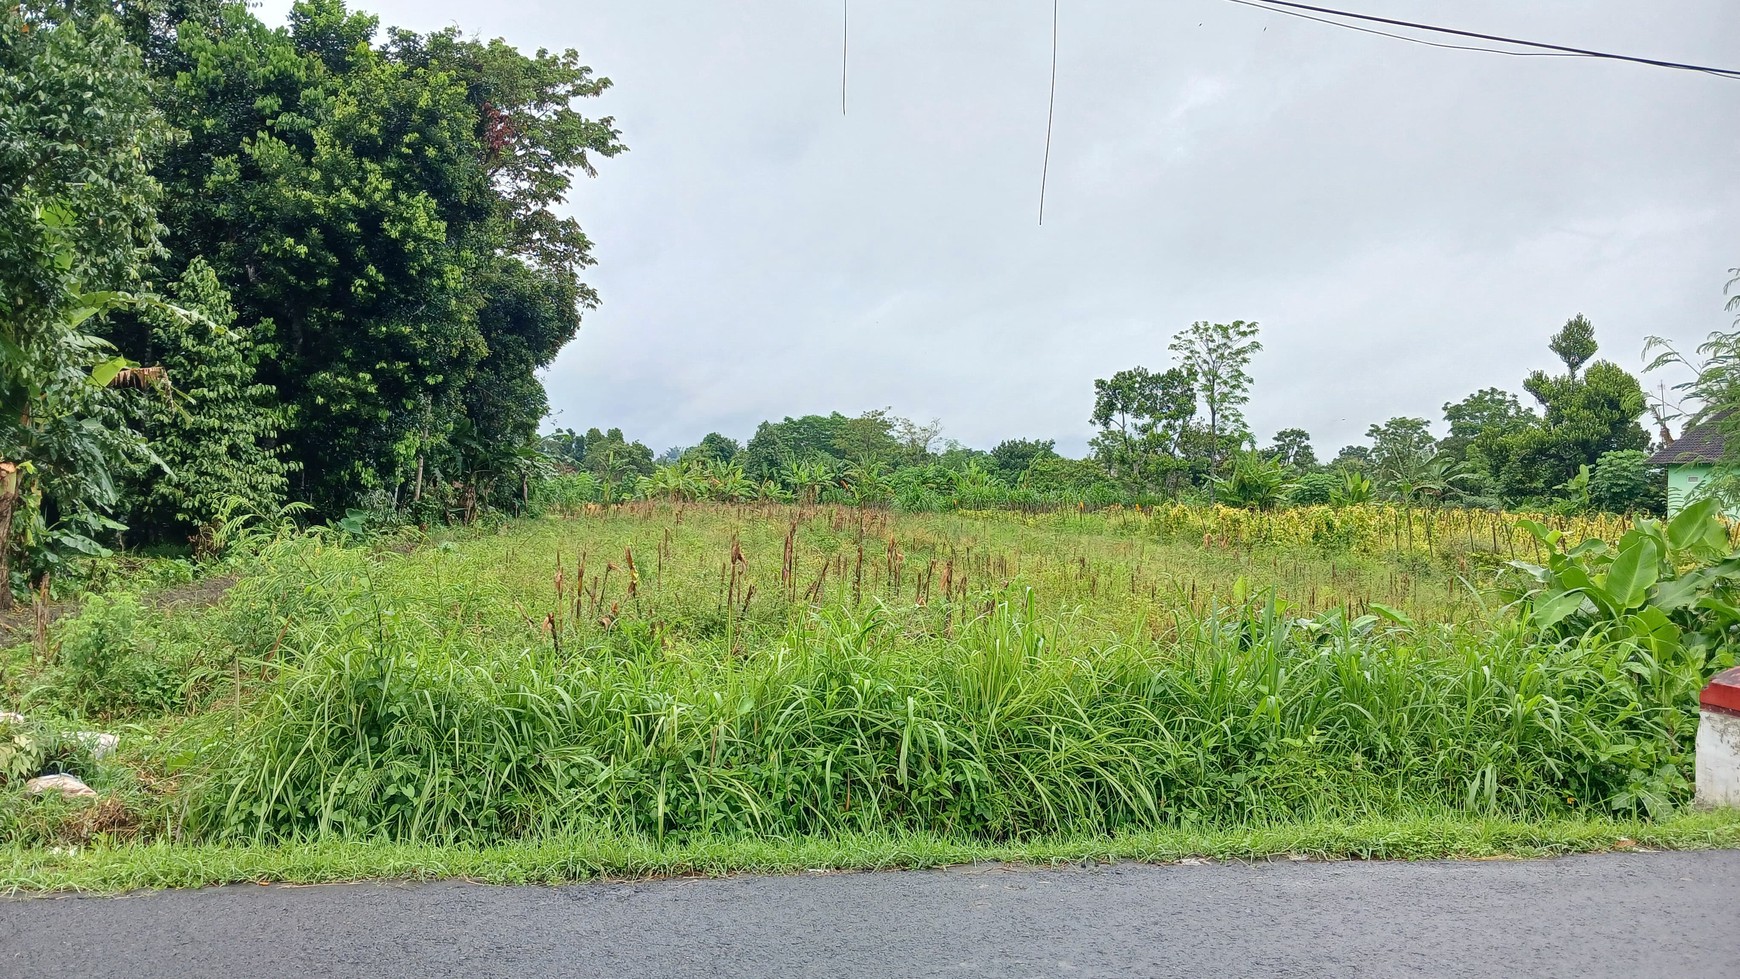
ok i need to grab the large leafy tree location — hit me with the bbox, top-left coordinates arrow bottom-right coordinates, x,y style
148,1 -> 476,510
831,409 -> 901,467
743,414 -> 850,481
1264,427 -> 1318,471
989,438 -> 1057,483
889,415 -> 943,466
1440,387 -> 1534,465
138,0 -> 622,514
1,3 -> 171,603
1364,417 -> 1465,505
1089,366 -> 1197,494
576,427 -> 653,499
1168,320 -> 1262,499
1439,387 -> 1535,503
1330,444 -> 1373,471
1365,417 -> 1435,464
395,25 -> 622,510
1496,316 -> 1649,501
685,433 -> 742,465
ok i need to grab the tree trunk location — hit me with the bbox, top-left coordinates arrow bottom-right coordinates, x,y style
1206,405 -> 1219,505
0,460 -> 17,612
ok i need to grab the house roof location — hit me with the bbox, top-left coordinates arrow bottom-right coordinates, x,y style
1649,415 -> 1727,465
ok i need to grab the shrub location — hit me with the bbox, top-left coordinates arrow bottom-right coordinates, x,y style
1215,450 -> 1292,510
29,593 -> 207,720
0,714 -> 46,787
1289,471 -> 1339,506
1019,456 -> 1115,496
1589,449 -> 1664,516
533,472 -> 604,514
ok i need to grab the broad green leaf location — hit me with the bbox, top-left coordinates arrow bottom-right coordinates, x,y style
1650,570 -> 1710,611
1553,563 -> 1597,595
1529,590 -> 1586,630
1703,515 -> 1734,553
1616,528 -> 1656,557
1602,537 -> 1659,611
39,202 -> 74,229
88,356 -> 129,388
1369,603 -> 1414,628
1517,519 -> 1560,548
1625,606 -> 1680,654
1668,498 -> 1721,551
1695,596 -> 1740,627
1506,560 -> 1549,583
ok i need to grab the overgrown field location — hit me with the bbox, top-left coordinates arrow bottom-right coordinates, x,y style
1,503 -> 1730,875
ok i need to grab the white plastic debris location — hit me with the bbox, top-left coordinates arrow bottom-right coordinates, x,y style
25,774 -> 97,799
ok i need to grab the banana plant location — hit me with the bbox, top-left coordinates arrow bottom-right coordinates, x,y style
1330,470 -> 1374,506
1214,448 -> 1294,510
843,461 -> 894,508
703,460 -> 756,502
1505,498 -> 1740,668
3,269 -> 192,606
638,461 -> 704,502
781,457 -> 837,506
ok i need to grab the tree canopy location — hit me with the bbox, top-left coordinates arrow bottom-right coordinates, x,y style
139,0 -> 623,514
2,0 -> 624,596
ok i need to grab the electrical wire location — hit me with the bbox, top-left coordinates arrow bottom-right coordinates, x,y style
1225,0 -> 1740,80
1038,0 -> 1058,226
1222,0 -> 1581,60
842,0 -> 848,116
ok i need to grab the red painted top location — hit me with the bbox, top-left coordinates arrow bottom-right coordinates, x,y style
1702,666 -> 1740,716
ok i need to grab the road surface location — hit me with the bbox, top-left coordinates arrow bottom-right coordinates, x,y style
4,851 -> 1736,978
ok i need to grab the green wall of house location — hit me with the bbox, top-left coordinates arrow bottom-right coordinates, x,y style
1667,463 -> 1724,515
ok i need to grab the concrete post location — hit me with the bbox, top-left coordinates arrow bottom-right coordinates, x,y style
1696,666 -> 1740,808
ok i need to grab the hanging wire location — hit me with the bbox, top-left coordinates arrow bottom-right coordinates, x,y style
842,0 -> 849,116
1223,0 -> 1583,60
1227,0 -> 1740,80
1038,0 -> 1058,226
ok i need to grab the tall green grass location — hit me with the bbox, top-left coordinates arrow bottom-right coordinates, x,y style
181,526 -> 1699,843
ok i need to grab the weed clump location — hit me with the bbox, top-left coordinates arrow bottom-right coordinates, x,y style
23,593 -> 214,720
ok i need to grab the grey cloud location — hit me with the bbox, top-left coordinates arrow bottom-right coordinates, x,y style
257,0 -> 1740,457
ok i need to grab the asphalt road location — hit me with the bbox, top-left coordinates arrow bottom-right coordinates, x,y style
4,851 -> 1737,978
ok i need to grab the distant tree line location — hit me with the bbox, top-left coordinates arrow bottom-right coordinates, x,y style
566,315 -> 1669,517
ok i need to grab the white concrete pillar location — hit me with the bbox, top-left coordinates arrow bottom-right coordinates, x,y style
1696,667 -> 1740,809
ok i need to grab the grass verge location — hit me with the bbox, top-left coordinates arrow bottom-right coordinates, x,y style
8,810 -> 1740,895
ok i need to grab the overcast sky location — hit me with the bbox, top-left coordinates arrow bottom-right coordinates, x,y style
254,0 -> 1740,457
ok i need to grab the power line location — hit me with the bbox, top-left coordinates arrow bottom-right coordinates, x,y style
841,0 -> 848,116
1225,0 -> 1740,80
1222,0 -> 1581,61
1038,0 -> 1058,226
